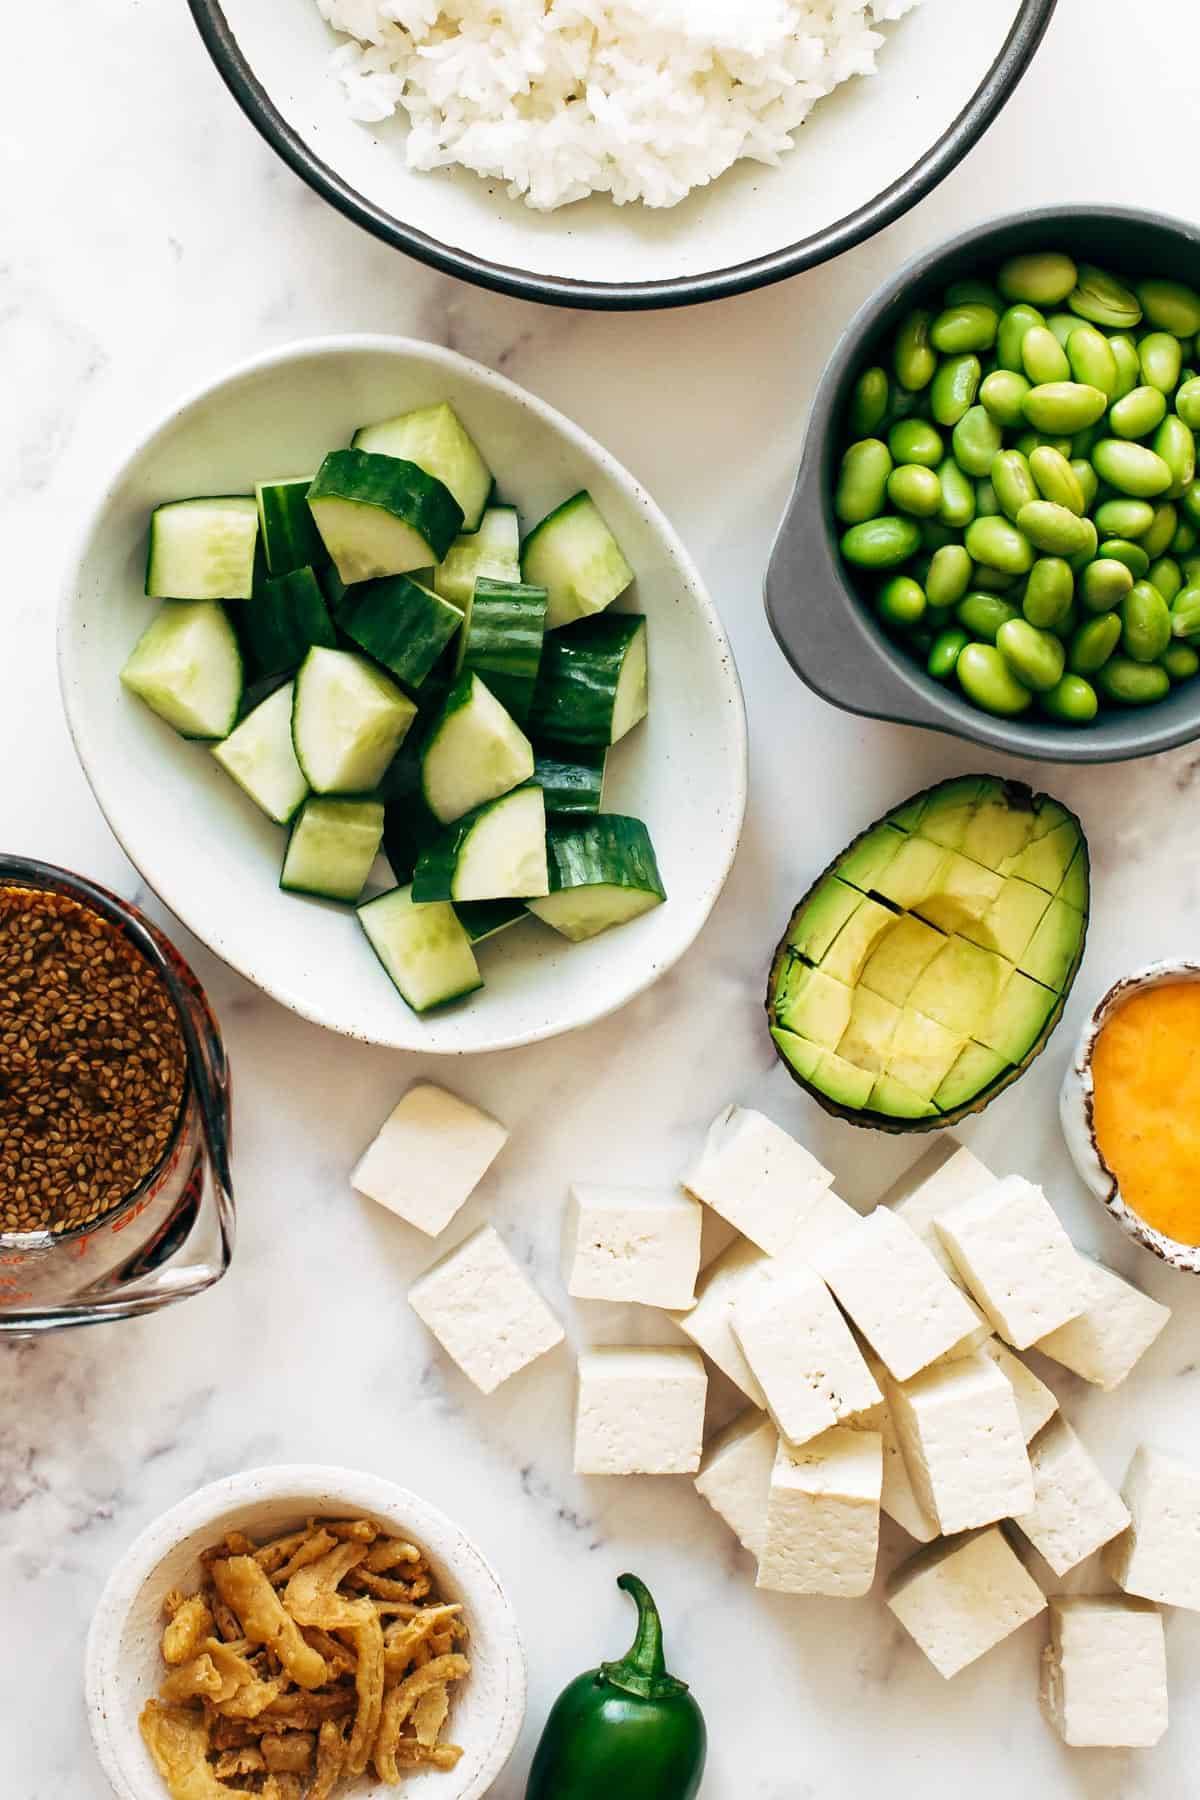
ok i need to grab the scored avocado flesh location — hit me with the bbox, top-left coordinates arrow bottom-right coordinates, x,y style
768,776 -> 1089,1128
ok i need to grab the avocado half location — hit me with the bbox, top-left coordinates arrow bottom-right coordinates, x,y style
766,775 -> 1089,1132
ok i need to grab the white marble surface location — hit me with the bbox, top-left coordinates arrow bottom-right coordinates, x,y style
4,1 -> 1200,1793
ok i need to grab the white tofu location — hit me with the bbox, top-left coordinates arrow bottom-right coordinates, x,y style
732,1267 -> 881,1448
888,1526 -> 1046,1679
670,1238 -> 774,1404
981,1340 -> 1057,1443
574,1346 -> 707,1476
693,1409 -> 778,1557
352,1082 -> 508,1237
698,1207 -> 741,1271
408,1224 -> 563,1395
853,1348 -> 938,1543
682,1104 -> 850,1255
885,1351 -> 1033,1534
1040,1596 -> 1167,1747
1011,1417 -> 1130,1577
1035,1257 -> 1170,1390
883,1138 -> 1000,1288
563,1184 -> 702,1309
756,1428 -> 882,1598
934,1174 -> 1091,1349
1106,1445 -> 1200,1610
813,1208 -> 983,1381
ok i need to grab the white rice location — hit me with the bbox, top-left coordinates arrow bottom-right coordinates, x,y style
314,0 -> 923,211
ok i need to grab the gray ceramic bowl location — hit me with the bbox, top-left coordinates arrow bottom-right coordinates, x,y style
765,205 -> 1200,764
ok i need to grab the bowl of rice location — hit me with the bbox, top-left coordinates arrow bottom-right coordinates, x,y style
185,0 -> 1056,309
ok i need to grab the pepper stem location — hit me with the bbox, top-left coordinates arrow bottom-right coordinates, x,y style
599,1573 -> 688,1701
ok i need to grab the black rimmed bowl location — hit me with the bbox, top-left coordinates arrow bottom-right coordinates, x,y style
766,205 -> 1200,764
185,0 -> 1054,311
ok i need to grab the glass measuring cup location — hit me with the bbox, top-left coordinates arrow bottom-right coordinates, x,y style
0,856 -> 235,1331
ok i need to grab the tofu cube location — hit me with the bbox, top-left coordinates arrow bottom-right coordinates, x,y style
408,1224 -> 563,1395
1041,1596 -> 1167,1747
1035,1257 -> 1170,1390
352,1081 -> 508,1237
981,1340 -> 1057,1443
934,1174 -> 1091,1349
1011,1416 -> 1130,1577
563,1184 -> 702,1309
671,1238 -> 774,1405
694,1409 -> 778,1556
882,1138 -> 1000,1288
885,1351 -> 1033,1534
854,1348 -> 937,1543
756,1427 -> 883,1598
682,1104 -> 850,1255
1106,1446 -> 1200,1610
574,1347 -> 707,1475
888,1526 -> 1046,1679
812,1208 -> 983,1380
699,1207 -> 741,1270
732,1267 -> 881,1448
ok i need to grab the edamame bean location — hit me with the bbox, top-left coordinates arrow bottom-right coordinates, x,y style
927,627 -> 970,681
975,478 -> 1001,518
1067,518 -> 1099,571
926,544 -> 973,609
952,405 -> 1004,477
1171,586 -> 1200,640
1093,498 -> 1155,538
1122,580 -> 1173,662
1175,377 -> 1200,429
1021,327 -> 1071,385
1099,538 -> 1151,576
1174,519 -> 1199,553
1046,313 -> 1080,351
955,642 -> 1034,715
1016,500 -> 1094,556
921,520 -> 958,551
1067,325 -> 1119,397
895,308 -> 936,391
979,370 -> 1031,428
1015,431 -> 1074,461
1109,385 -> 1168,440
997,617 -> 1065,691
1080,557 -> 1135,613
888,419 -> 945,467
1181,480 -> 1200,527
1040,672 -> 1099,723
930,354 -> 982,427
974,566 -> 1022,593
888,464 -> 943,517
1030,446 -> 1086,514
997,303 -> 1045,373
997,252 -> 1077,308
965,515 -> 1035,575
1162,644 -> 1200,680
1091,438 -> 1173,497
1023,557 -> 1075,629
1022,381 -> 1108,435
1108,334 -> 1141,399
1154,415 -> 1196,497
1072,421 -> 1105,460
936,458 -> 976,528
1071,459 -> 1100,510
930,304 -> 998,355
1141,501 -> 1179,560
841,516 -> 922,568
1097,656 -> 1171,705
958,592 -> 1020,642
877,576 -> 927,628
991,450 -> 1038,522
1149,556 -> 1183,603
849,366 -> 890,436
1070,612 -> 1122,674
835,439 -> 893,523
1136,278 -> 1200,338
1069,264 -> 1143,330
946,279 -> 1005,312
886,384 -> 930,425
1139,331 -> 1183,394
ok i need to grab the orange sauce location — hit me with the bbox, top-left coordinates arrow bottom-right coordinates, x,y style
1091,980 -> 1200,1246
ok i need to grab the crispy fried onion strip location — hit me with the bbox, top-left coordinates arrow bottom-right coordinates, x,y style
283,1543 -> 371,1630
202,1638 -> 284,1719
344,1609 -> 385,1777
309,1719 -> 349,1800
364,1538 -> 422,1574
383,1606 -> 463,1679
213,1746 -> 265,1778
260,1732 -> 315,1776
374,1654 -> 469,1786
212,1556 -> 327,1690
262,1778 -> 304,1800
138,1702 -> 245,1800
162,1596 -> 215,1666
412,1684 -> 450,1749
268,1529 -> 338,1588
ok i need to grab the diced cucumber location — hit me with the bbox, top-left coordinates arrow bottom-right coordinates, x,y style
434,506 -> 521,608
212,681 -> 307,824
454,898 -> 526,943
527,815 -> 665,942
146,497 -> 259,601
291,646 -> 417,794
280,797 -> 384,902
529,613 -> 647,746
420,671 -> 535,825
357,885 -> 482,1013
414,786 -> 549,903
307,450 -> 463,585
336,574 -> 463,689
255,478 -> 324,577
352,402 -> 493,533
121,600 -> 243,739
522,492 -> 634,630
532,740 -> 607,816
456,578 -> 547,724
242,566 -> 337,680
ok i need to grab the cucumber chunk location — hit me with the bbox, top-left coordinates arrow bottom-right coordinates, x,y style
527,815 -> 665,942
434,506 -> 521,608
292,646 -> 417,794
242,566 -> 337,681
146,497 -> 259,601
357,885 -> 482,1013
121,600 -> 243,739
456,578 -> 547,724
532,740 -> 607,816
281,797 -> 384,902
308,450 -> 463,585
335,574 -> 463,689
420,671 -> 535,825
529,613 -> 647,746
454,898 -> 526,943
413,786 -> 549,903
522,492 -> 634,630
352,402 -> 493,533
255,478 -> 323,577
212,681 -> 307,823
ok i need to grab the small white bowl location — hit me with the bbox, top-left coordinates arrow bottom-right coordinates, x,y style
58,335 -> 746,1054
85,1465 -> 526,1800
1060,960 -> 1200,1274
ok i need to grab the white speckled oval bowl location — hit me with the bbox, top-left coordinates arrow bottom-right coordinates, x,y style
1060,961 -> 1200,1274
85,1465 -> 526,1800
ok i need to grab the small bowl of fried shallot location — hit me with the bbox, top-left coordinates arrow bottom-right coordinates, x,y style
85,1465 -> 526,1800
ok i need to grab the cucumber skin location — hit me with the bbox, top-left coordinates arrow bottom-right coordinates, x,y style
458,578 -> 547,724
242,566 -> 337,680
410,788 -> 541,904
336,574 -> 463,689
529,614 -> 646,746
532,741 -> 606,815
257,481 -> 325,578
454,898 -> 525,943
543,814 -> 665,899
308,450 -> 463,564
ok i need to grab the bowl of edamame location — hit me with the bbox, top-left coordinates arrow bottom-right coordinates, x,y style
765,206 -> 1200,762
